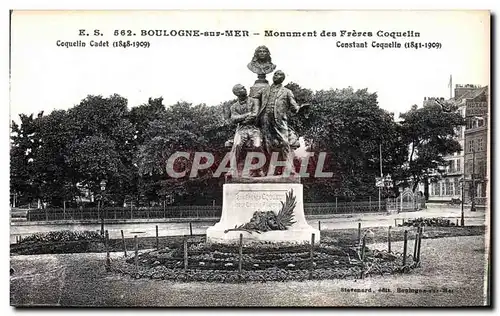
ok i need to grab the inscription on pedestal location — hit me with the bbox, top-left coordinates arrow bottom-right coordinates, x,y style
233,190 -> 287,212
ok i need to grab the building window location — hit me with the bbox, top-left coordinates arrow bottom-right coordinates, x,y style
456,159 -> 461,172
433,182 -> 440,196
454,178 -> 460,195
477,159 -> 486,177
468,139 -> 475,153
477,138 -> 484,152
445,179 -> 453,196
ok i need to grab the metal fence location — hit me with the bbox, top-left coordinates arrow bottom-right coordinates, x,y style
22,199 -> 391,222
26,206 -> 222,222
304,200 -> 388,215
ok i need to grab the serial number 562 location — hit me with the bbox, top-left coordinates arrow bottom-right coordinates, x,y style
114,30 -> 135,36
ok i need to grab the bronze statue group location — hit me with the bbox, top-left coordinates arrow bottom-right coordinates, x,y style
226,46 -> 310,178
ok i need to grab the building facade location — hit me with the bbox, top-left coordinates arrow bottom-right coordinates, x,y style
425,84 -> 488,206
462,86 -> 488,206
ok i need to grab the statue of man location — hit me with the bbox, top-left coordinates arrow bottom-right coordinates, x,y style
247,45 -> 277,76
227,84 -> 263,176
255,70 -> 309,175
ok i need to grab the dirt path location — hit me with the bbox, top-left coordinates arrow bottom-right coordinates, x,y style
10,235 -> 488,307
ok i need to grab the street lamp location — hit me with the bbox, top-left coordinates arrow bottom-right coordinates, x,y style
99,179 -> 107,235
398,186 -> 404,213
100,179 -> 107,191
459,177 -> 465,227
470,149 -> 477,212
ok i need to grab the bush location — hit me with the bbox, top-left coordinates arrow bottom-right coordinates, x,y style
19,230 -> 103,244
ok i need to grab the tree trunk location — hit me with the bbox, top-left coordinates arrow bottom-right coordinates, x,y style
423,179 -> 429,201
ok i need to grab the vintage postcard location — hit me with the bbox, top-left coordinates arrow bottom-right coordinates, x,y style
9,10 -> 491,307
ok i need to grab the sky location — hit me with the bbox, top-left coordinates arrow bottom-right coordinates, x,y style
10,10 -> 490,121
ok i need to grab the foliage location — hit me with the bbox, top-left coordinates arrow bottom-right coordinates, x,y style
398,103 -> 465,197
298,87 -> 404,199
399,217 -> 458,227
18,230 -> 103,243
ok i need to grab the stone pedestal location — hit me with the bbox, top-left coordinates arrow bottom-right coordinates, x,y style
249,80 -> 269,98
206,183 -> 319,244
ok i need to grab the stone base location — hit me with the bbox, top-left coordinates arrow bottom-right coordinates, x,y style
206,225 -> 319,244
206,183 -> 320,244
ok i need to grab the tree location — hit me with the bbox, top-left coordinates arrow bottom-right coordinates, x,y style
66,94 -> 136,205
135,101 -> 233,204
10,114 -> 39,205
298,87 -> 402,200
30,110 -> 77,206
398,103 -> 465,198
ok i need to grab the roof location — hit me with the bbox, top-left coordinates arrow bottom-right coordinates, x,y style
453,86 -> 488,103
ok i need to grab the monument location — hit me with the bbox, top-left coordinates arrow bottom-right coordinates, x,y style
206,46 -> 319,244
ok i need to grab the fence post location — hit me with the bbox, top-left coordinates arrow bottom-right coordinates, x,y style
456,219 -> 459,226
361,235 -> 366,261
238,233 -> 243,274
134,235 -> 138,273
156,225 -> 159,250
308,233 -> 315,280
388,226 -> 392,253
105,230 -> 110,271
45,209 -> 48,221
63,201 -> 66,220
318,220 -> 321,231
121,230 -> 127,257
394,218 -> 397,227
183,238 -> 188,271
360,234 -> 367,279
402,230 -> 408,266
357,222 -> 362,244
189,222 -> 193,236
417,228 -> 423,264
335,197 -> 338,213
101,218 -> 104,236
27,210 -> 30,222
413,232 -> 419,261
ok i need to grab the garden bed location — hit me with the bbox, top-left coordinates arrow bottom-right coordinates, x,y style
11,230 -> 106,255
112,237 -> 417,283
398,217 -> 461,227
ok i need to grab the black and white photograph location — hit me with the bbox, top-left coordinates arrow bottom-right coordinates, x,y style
8,10 -> 491,307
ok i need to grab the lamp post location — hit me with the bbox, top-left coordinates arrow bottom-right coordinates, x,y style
470,149 -> 476,212
379,144 -> 383,212
99,180 -> 107,234
398,186 -> 404,213
459,177 -> 465,227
